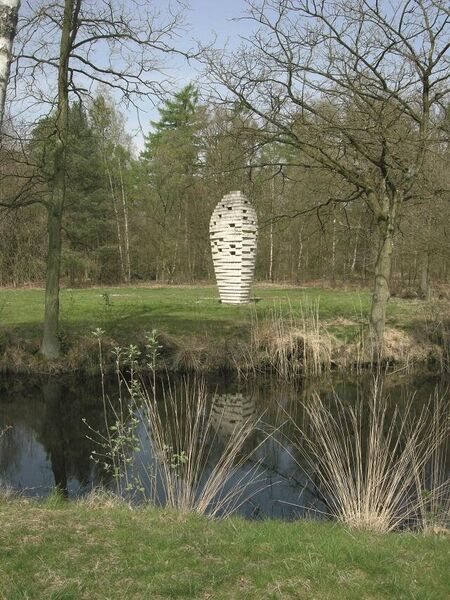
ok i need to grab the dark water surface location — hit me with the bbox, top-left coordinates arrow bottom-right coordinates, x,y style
0,371 -> 448,519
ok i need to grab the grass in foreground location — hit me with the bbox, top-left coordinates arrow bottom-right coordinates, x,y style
1,496 -> 449,600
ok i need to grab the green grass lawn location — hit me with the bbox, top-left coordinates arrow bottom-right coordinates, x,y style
1,497 -> 448,600
0,284 -> 423,344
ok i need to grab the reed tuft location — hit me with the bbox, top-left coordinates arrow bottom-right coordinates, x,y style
285,379 -> 449,533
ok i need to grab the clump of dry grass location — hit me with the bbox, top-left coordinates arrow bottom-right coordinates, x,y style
422,299 -> 450,372
382,329 -> 430,370
0,330 -> 40,374
135,377 -> 267,517
246,301 -> 336,379
170,343 -> 209,373
78,488 -> 129,509
285,379 -> 449,533
341,324 -> 446,374
65,333 -> 117,372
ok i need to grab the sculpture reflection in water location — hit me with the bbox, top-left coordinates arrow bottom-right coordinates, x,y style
211,392 -> 258,437
208,391 -> 327,520
119,379 -> 263,517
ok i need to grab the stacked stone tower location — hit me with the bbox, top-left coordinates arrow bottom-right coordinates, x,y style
209,191 -> 258,304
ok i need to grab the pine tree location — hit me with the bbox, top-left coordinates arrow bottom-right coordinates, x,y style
141,84 -> 206,281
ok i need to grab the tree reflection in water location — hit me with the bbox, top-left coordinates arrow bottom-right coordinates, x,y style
0,376 -> 110,497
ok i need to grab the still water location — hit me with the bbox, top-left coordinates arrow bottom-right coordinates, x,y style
0,371 -> 448,519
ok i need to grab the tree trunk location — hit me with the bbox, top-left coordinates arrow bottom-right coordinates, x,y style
419,251 -> 430,300
269,218 -> 274,282
419,212 -> 432,300
184,202 -> 189,280
269,173 -> 275,282
171,211 -> 182,282
119,161 -> 131,283
296,230 -> 303,284
369,216 -> 394,350
41,0 -> 76,359
41,172 -> 65,358
0,0 -> 20,128
107,167 -> 126,282
350,215 -> 361,274
330,204 -> 337,286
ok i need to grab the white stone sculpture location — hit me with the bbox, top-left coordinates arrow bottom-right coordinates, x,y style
210,191 -> 258,304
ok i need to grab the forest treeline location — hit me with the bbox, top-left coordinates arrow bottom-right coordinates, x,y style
1,84 -> 449,294
0,0 -> 449,360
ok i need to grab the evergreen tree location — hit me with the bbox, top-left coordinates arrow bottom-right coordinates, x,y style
143,83 -> 200,158
141,84 -> 206,281
29,103 -> 115,285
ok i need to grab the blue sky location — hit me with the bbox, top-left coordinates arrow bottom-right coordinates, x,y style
186,0 -> 251,44
147,0 -> 253,99
12,1 -> 253,150
125,0 -> 253,148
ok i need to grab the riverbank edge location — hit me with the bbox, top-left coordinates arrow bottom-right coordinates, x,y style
0,323 -> 448,376
1,495 -> 449,599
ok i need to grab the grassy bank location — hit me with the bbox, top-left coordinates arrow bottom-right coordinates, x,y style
0,284 -> 448,374
1,496 -> 449,599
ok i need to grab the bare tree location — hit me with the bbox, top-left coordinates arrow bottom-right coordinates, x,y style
0,0 -> 20,127
205,0 -> 450,348
90,92 -> 130,283
5,0 -> 188,358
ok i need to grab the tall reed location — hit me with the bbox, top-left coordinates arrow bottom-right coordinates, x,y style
136,378 -> 266,517
415,388 -> 450,533
87,331 -> 267,518
284,379 -> 449,533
